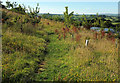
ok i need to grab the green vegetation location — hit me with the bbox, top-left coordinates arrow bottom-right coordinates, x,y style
1,1 -> 120,82
2,31 -> 46,82
41,13 -> 120,31
34,19 -> 119,81
5,1 -> 26,14
1,2 -> 46,82
64,6 -> 74,28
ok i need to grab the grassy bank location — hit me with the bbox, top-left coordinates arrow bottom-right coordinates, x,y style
2,9 -> 48,82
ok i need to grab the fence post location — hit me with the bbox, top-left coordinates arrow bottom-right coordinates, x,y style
85,39 -> 89,46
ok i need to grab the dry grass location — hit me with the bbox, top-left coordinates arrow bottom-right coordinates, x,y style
35,19 -> 119,81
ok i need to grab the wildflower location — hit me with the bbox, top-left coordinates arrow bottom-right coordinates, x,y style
113,79 -> 116,81
76,66 -> 79,68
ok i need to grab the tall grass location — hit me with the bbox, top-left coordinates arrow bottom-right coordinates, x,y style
2,30 -> 46,82
35,19 -> 119,81
2,9 -> 47,82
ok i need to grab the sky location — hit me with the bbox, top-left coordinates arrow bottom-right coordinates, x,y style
1,0 -> 120,14
1,0 -> 120,2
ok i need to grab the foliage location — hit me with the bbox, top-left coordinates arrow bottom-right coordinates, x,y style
10,4 -> 26,14
42,14 -> 64,22
64,6 -> 74,28
28,3 -> 40,18
5,1 -> 26,14
81,14 -> 92,29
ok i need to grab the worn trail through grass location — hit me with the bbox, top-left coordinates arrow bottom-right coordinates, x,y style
34,19 -> 118,81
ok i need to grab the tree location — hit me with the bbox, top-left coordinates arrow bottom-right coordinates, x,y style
81,14 -> 92,29
115,25 -> 120,32
6,1 -> 11,8
102,20 -> 112,28
100,19 -> 104,28
28,3 -> 40,18
64,6 -> 74,28
5,1 -> 26,14
12,2 -> 18,8
0,1 -> 6,9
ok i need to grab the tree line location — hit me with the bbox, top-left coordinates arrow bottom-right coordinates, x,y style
1,1 -> 120,32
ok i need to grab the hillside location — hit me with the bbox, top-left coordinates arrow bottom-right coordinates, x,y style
1,8 -> 120,82
2,8 -> 47,82
34,19 -> 119,81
